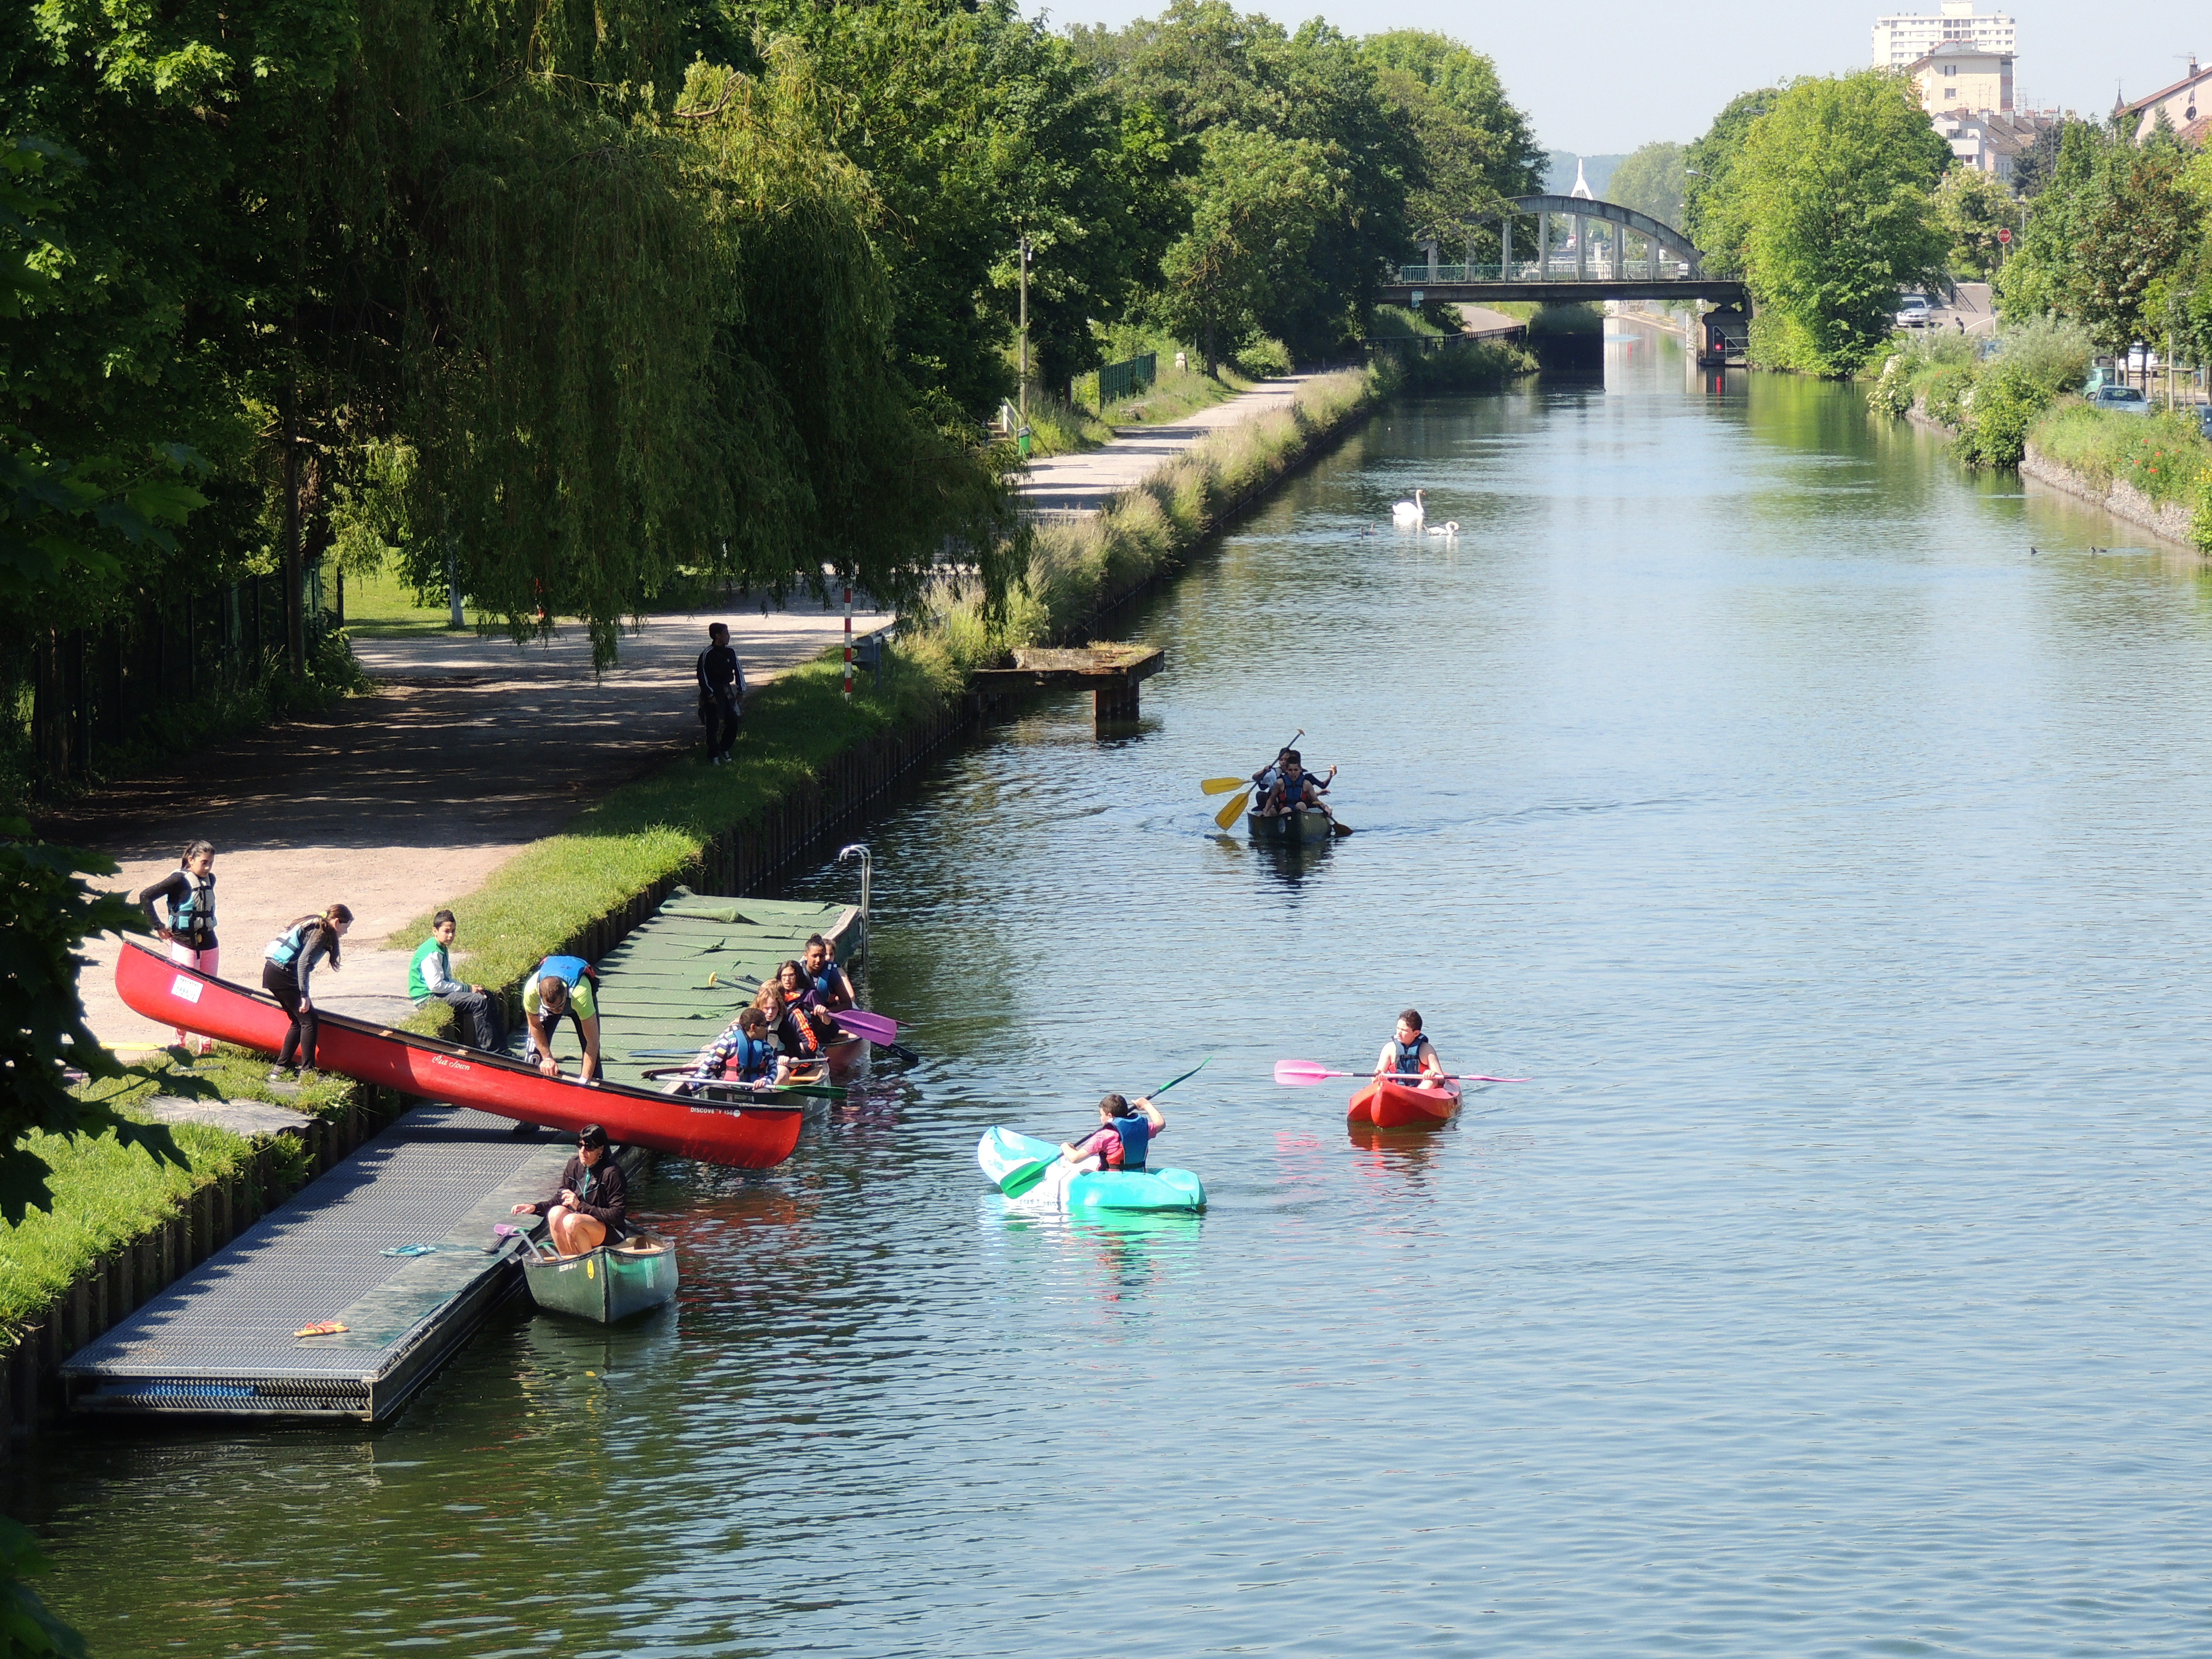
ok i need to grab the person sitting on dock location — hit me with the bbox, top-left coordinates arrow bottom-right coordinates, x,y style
511,1124 -> 628,1256
679,1007 -> 793,1091
1375,1010 -> 1446,1089
1060,1093 -> 1166,1173
801,934 -> 856,1013
523,955 -> 602,1082
410,910 -> 507,1053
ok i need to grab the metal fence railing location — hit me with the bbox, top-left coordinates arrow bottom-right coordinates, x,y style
4,562 -> 341,785
1393,254 -> 1691,284
1097,352 -> 1158,405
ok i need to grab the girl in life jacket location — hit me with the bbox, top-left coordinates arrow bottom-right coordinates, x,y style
752,980 -> 822,1066
138,840 -> 220,1052
800,933 -> 855,1012
679,1007 -> 791,1092
1374,1008 -> 1445,1089
262,903 -> 353,1082
776,959 -> 841,1044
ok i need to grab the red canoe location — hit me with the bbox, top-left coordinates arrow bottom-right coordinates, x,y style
114,940 -> 807,1168
1347,1076 -> 1463,1128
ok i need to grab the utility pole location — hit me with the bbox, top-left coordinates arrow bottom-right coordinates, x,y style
1018,234 -> 1032,426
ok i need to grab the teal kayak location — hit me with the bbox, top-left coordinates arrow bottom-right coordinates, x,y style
976,1127 -> 1206,1214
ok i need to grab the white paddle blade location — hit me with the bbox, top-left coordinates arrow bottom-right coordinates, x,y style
1273,1059 -> 1343,1086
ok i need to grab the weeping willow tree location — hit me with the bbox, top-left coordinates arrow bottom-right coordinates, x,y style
353,0 -> 1016,666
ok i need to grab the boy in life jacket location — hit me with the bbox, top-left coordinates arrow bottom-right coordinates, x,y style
678,1007 -> 793,1091
1260,750 -> 1332,822
1059,1092 -> 1167,1173
139,839 -> 219,1053
1374,1009 -> 1446,1089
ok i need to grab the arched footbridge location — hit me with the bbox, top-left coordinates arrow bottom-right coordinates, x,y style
1379,195 -> 1748,307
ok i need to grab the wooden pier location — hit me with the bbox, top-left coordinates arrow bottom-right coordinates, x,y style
969,644 -> 1166,721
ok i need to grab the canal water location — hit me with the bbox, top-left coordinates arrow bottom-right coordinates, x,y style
19,325 -> 2212,1656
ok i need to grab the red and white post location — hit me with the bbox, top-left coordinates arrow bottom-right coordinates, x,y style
842,583 -> 854,701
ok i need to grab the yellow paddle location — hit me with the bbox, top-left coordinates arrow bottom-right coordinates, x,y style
1200,777 -> 1250,794
1214,789 -> 1251,830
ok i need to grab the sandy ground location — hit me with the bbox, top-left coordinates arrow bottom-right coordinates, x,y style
66,604 -> 887,1052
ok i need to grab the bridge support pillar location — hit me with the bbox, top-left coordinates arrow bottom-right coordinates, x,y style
1575,216 -> 1587,281
1536,213 -> 1549,278
1500,216 -> 1512,277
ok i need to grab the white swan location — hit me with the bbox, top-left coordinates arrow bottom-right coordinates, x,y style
1391,488 -> 1425,523
1427,521 -> 1459,537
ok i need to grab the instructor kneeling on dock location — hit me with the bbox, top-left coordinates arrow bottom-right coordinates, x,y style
511,1125 -> 628,1256
523,955 -> 601,1082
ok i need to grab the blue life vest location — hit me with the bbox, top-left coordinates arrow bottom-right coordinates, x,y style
1275,769 -> 1308,807
264,920 -> 313,968
728,1035 -> 776,1082
534,955 -> 589,990
168,872 -> 216,944
1392,1037 -> 1429,1078
809,962 -> 840,1001
1111,1113 -> 1151,1170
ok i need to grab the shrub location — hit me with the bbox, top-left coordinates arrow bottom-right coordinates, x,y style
1955,360 -> 2054,467
1994,313 -> 2093,396
1232,336 -> 1294,378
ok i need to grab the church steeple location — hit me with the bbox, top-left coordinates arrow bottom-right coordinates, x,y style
1570,157 -> 1594,200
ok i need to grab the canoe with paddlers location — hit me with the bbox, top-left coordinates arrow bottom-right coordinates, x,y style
114,938 -> 808,1168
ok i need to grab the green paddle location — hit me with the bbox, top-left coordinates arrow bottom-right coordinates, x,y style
999,1057 -> 1211,1198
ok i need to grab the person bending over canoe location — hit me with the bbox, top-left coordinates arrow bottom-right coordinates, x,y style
523,955 -> 601,1082
1060,1093 -> 1166,1173
677,1007 -> 793,1091
511,1124 -> 628,1256
263,903 -> 353,1084
801,933 -> 856,1013
1375,1010 -> 1446,1089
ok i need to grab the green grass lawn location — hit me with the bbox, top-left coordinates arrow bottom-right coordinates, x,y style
335,560 -> 475,640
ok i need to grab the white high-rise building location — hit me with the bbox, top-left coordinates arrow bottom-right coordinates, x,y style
1872,1 -> 2016,69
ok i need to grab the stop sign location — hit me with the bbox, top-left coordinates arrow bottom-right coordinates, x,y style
1997,227 -> 2013,244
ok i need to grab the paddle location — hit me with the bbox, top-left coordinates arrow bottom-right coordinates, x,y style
1201,777 -> 1251,794
832,1009 -> 898,1045
1273,1059 -> 1528,1086
1214,789 -> 1251,830
638,1064 -> 847,1100
999,1057 -> 1213,1198
1203,729 -> 1302,829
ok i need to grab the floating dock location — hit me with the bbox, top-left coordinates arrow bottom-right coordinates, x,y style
63,890 -> 862,1421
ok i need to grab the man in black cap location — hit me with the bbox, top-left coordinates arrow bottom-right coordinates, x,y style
511,1125 -> 629,1256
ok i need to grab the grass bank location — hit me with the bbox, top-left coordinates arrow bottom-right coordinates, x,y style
4,1053 -> 363,1334
2025,402 -> 2212,519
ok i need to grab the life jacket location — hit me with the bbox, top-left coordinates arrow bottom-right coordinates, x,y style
721,1034 -> 777,1083
264,917 -> 319,969
168,871 -> 216,946
779,1007 -> 822,1059
1392,1037 -> 1429,1079
807,962 -> 840,1001
1274,769 -> 1308,808
533,955 -> 590,991
1110,1114 -> 1151,1171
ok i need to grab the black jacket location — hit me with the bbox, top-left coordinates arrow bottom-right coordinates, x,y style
531,1154 -> 628,1232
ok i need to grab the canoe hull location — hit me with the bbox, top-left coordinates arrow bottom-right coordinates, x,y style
522,1235 -> 678,1323
115,940 -> 805,1168
976,1127 -> 1205,1213
1347,1077 -> 1462,1128
1246,808 -> 1331,843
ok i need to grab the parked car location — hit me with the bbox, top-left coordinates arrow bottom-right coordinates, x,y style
2197,404 -> 2212,440
2088,385 -> 2151,414
1895,295 -> 1933,329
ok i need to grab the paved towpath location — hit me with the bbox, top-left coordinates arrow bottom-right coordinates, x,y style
67,603 -> 886,1052
1017,374 -> 1324,516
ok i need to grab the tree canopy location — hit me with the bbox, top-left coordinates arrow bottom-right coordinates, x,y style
1606,142 -> 1687,233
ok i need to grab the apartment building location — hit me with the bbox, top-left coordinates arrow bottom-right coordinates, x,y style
1906,41 -> 2014,114
1873,1 -> 2016,69
2116,57 -> 2211,146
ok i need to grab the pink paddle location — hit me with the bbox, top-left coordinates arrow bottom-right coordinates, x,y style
1273,1058 -> 1529,1086
833,1009 -> 899,1045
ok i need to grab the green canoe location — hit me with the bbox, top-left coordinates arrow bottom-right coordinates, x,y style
520,1233 -> 680,1323
1246,807 -> 1331,843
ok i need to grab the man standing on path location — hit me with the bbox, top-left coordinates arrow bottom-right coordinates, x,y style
697,622 -> 746,766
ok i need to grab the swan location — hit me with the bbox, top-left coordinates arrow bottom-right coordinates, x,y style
1391,488 -> 1425,523
1427,521 -> 1460,537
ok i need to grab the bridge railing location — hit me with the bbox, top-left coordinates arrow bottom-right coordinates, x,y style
1392,252 -> 1695,285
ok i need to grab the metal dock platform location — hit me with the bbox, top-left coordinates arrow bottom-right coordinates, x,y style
62,890 -> 865,1422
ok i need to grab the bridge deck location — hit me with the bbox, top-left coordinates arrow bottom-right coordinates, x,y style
1379,279 -> 1747,306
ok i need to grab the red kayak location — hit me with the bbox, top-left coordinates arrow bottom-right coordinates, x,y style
114,939 -> 806,1168
1347,1076 -> 1462,1128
